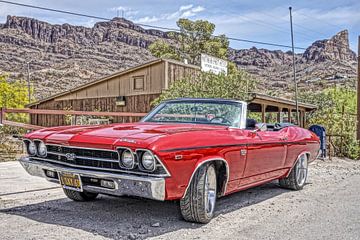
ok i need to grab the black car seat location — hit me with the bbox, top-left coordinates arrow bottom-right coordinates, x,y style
246,118 -> 257,130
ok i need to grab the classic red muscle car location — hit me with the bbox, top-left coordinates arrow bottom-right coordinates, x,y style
20,98 -> 320,223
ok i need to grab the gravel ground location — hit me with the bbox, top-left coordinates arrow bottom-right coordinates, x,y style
0,158 -> 359,240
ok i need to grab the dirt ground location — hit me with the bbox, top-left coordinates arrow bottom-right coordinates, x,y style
0,158 -> 359,240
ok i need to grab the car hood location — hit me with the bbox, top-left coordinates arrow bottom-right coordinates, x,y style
27,123 -> 227,148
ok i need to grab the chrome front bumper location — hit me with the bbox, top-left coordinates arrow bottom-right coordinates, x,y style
19,156 -> 166,201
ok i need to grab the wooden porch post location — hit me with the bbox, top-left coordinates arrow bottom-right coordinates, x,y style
261,104 -> 267,123
288,108 -> 292,123
277,107 -> 282,123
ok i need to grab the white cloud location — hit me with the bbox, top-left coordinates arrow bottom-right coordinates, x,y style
136,16 -> 159,23
135,5 -> 205,24
179,4 -> 193,11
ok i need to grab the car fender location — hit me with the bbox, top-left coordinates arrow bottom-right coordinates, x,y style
181,156 -> 230,198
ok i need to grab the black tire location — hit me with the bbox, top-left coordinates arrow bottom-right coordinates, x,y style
279,154 -> 308,190
63,188 -> 98,201
180,163 -> 217,223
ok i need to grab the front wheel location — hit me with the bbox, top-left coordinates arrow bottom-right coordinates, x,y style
180,163 -> 217,223
63,188 -> 98,201
279,154 -> 308,190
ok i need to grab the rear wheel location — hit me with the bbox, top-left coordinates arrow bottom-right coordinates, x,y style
279,154 -> 308,190
63,188 -> 98,201
180,163 -> 217,223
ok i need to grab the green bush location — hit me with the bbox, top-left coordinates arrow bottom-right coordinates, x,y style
300,87 -> 359,159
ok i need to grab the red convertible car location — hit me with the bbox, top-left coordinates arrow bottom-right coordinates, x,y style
20,98 -> 320,223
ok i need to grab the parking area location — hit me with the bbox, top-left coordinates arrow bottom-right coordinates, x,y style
0,158 -> 359,240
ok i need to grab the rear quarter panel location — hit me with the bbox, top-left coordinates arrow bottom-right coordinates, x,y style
285,127 -> 320,168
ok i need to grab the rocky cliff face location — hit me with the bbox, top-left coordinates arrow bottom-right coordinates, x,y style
2,15 -> 168,48
0,15 -> 357,100
302,30 -> 357,62
228,29 -> 357,93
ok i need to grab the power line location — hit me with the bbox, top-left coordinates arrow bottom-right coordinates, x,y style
0,0 -> 307,50
249,8 -> 353,51
223,9 -> 320,43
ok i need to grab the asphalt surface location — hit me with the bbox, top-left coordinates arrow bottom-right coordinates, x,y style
0,158 -> 359,240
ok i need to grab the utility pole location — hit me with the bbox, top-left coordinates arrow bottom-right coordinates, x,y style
26,61 -> 31,103
289,6 -> 300,125
357,36 -> 360,141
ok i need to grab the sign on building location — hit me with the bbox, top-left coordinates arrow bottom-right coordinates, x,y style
200,54 -> 228,75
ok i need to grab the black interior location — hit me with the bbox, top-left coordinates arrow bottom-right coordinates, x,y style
246,118 -> 293,131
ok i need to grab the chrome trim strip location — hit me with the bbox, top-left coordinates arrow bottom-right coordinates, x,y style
46,143 -> 117,152
23,138 -> 37,157
116,147 -> 137,170
34,139 -> 48,158
136,149 -> 157,172
182,158 -> 230,199
47,151 -> 119,163
30,156 -> 170,178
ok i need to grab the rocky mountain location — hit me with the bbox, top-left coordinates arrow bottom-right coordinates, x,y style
0,15 -> 357,100
228,30 -> 357,93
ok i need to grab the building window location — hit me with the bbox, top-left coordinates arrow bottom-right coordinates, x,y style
133,76 -> 144,91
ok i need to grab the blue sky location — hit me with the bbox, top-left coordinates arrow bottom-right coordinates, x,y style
0,0 -> 359,52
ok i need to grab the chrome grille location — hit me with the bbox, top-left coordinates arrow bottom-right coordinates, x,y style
30,144 -> 170,177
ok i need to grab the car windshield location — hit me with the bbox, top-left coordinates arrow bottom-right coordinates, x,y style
142,100 -> 244,127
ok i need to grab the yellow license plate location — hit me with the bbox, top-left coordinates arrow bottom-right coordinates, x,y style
58,172 -> 82,192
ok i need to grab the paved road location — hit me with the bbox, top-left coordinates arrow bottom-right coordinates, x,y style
0,158 -> 359,240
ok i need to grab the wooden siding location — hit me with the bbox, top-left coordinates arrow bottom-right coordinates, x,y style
167,61 -> 199,86
55,62 -> 165,101
29,59 -> 200,127
30,94 -> 160,127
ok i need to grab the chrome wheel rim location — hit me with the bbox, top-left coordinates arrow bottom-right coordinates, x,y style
296,154 -> 308,186
204,166 -> 217,217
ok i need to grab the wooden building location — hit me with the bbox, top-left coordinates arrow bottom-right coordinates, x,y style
28,59 -> 199,126
28,58 -> 316,127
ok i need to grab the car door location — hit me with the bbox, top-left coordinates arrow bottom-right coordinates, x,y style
241,128 -> 288,183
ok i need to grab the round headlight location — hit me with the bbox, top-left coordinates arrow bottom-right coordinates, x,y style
120,149 -> 135,169
38,141 -> 47,157
141,151 -> 156,171
28,141 -> 37,155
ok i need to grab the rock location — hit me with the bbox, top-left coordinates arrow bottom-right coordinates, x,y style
302,30 -> 357,63
128,233 -> 138,240
151,222 -> 160,227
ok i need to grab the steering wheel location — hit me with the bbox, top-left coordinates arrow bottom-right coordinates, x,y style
274,123 -> 282,129
210,116 -> 232,125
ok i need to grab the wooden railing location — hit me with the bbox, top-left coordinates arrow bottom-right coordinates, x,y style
0,108 -> 148,130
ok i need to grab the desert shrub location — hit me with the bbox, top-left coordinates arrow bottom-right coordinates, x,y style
0,75 -> 32,160
300,87 -> 359,159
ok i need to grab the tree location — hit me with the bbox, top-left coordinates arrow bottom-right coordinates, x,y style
0,75 -> 31,123
149,18 -> 229,64
152,69 -> 257,106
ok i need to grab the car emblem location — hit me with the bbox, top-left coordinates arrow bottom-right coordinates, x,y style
121,138 -> 137,143
57,146 -> 62,152
65,153 -> 76,161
